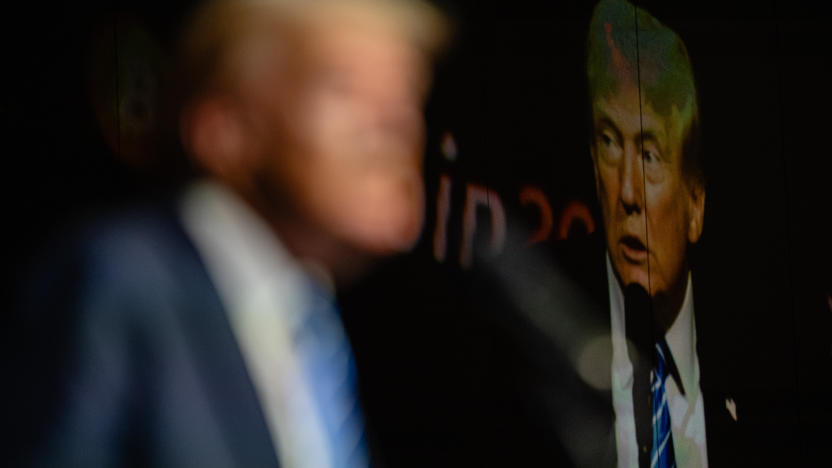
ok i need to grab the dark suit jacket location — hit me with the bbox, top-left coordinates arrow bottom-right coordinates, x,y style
15,202 -> 282,467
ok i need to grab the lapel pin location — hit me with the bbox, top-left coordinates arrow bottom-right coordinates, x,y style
725,397 -> 738,422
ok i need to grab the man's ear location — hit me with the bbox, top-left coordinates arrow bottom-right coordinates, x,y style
181,97 -> 249,181
687,181 -> 705,244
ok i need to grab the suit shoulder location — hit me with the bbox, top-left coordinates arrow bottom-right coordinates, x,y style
19,200 -> 208,321
79,203 -> 196,280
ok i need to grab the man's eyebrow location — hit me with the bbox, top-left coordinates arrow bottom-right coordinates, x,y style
638,129 -> 669,157
639,130 -> 660,144
596,116 -> 622,141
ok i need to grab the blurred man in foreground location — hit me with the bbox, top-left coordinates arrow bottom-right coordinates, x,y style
21,0 -> 444,466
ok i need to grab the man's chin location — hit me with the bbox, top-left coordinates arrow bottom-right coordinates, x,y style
341,201 -> 424,256
613,260 -> 650,293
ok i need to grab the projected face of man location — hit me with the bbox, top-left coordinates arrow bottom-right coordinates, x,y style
591,80 -> 704,321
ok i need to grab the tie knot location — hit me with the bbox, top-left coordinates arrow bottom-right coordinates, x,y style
655,338 -> 671,364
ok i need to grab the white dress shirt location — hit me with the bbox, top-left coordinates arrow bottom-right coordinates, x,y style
607,255 -> 709,468
179,180 -> 338,468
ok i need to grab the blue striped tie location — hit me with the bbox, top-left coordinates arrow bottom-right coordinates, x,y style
295,281 -> 369,468
650,339 -> 676,468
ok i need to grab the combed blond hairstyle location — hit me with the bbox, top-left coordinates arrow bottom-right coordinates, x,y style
172,0 -> 448,114
587,0 -> 703,189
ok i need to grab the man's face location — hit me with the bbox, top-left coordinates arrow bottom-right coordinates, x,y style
246,19 -> 428,255
591,82 -> 703,298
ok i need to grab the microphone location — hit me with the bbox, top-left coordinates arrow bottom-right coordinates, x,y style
624,283 -> 654,468
624,283 -> 653,367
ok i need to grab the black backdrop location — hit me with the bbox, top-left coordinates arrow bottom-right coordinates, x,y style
4,0 -> 831,465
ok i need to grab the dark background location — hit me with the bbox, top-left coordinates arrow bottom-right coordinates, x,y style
4,0 -> 830,464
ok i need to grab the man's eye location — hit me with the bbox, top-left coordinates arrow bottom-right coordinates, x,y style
642,149 -> 658,164
600,131 -> 618,149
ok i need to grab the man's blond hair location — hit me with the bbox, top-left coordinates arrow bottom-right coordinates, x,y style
172,0 -> 448,115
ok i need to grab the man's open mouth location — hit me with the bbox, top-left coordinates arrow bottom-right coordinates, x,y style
620,235 -> 647,262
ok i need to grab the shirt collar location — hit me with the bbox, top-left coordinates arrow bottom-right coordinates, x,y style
178,179 -> 322,331
606,254 -> 697,399
664,273 -> 697,400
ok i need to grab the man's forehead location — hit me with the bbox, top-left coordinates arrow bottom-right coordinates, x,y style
304,20 -> 421,59
593,91 -> 675,150
276,0 -> 446,54
250,5 -> 427,74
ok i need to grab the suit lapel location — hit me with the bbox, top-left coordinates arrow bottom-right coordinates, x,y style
169,209 -> 281,468
694,283 -> 740,467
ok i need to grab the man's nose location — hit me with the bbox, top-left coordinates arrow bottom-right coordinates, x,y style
619,143 -> 644,215
370,98 -> 422,148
